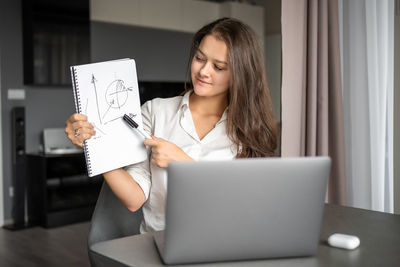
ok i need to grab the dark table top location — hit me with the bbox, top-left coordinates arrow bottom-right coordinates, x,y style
91,204 -> 400,267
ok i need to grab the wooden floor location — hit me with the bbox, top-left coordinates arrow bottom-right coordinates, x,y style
0,222 -> 90,267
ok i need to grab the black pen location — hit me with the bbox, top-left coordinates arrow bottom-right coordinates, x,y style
123,114 -> 151,139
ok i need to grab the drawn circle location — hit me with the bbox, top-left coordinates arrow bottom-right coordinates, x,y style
105,79 -> 129,109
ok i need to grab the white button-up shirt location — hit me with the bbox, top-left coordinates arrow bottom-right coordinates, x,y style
125,90 -> 236,233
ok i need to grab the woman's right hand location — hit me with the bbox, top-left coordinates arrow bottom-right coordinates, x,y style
65,113 -> 96,147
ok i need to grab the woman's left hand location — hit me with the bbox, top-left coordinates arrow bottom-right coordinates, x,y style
144,136 -> 193,168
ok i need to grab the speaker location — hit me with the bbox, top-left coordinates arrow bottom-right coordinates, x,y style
4,107 -> 27,230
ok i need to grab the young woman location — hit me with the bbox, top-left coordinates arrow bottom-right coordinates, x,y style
65,18 -> 278,233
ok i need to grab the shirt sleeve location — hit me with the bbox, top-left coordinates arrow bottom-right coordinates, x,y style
124,100 -> 153,200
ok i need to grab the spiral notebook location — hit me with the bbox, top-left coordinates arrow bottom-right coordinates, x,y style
70,58 -> 147,177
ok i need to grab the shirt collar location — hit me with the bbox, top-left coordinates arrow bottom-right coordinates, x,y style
218,107 -> 228,124
179,90 -> 192,111
179,89 -> 228,123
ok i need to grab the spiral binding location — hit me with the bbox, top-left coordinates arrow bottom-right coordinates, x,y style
70,66 -> 93,177
84,143 -> 93,177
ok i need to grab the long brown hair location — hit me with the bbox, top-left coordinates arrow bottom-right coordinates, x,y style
186,18 -> 278,157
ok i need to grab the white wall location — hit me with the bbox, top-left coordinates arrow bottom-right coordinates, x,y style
91,0 -> 265,34
394,0 -> 400,214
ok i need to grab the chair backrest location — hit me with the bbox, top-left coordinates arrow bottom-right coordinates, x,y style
88,181 -> 143,265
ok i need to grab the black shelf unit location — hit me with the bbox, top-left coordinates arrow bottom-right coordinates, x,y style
27,153 -> 102,228
22,0 -> 90,86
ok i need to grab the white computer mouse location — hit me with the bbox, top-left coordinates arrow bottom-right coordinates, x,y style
327,233 -> 360,250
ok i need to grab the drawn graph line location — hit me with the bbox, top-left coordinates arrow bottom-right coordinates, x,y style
87,75 -> 135,134
103,116 -> 123,125
102,79 -> 133,124
83,99 -> 107,136
128,113 -> 137,119
92,122 -> 106,135
91,74 -> 102,125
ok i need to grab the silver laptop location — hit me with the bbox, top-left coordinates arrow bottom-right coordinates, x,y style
154,156 -> 331,265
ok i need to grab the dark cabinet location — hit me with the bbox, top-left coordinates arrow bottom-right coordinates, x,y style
27,153 -> 102,227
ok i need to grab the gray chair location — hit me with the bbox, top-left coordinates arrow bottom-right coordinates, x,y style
88,181 -> 143,267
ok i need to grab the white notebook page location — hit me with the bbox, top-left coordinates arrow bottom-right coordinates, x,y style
71,59 -> 147,176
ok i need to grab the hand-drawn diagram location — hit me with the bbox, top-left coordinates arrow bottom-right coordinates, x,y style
85,73 -> 136,138
127,113 -> 137,119
102,78 -> 133,124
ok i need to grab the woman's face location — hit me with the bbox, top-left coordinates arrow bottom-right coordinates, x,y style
191,34 -> 230,99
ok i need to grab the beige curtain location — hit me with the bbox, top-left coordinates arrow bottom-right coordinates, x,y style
281,0 -> 346,205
